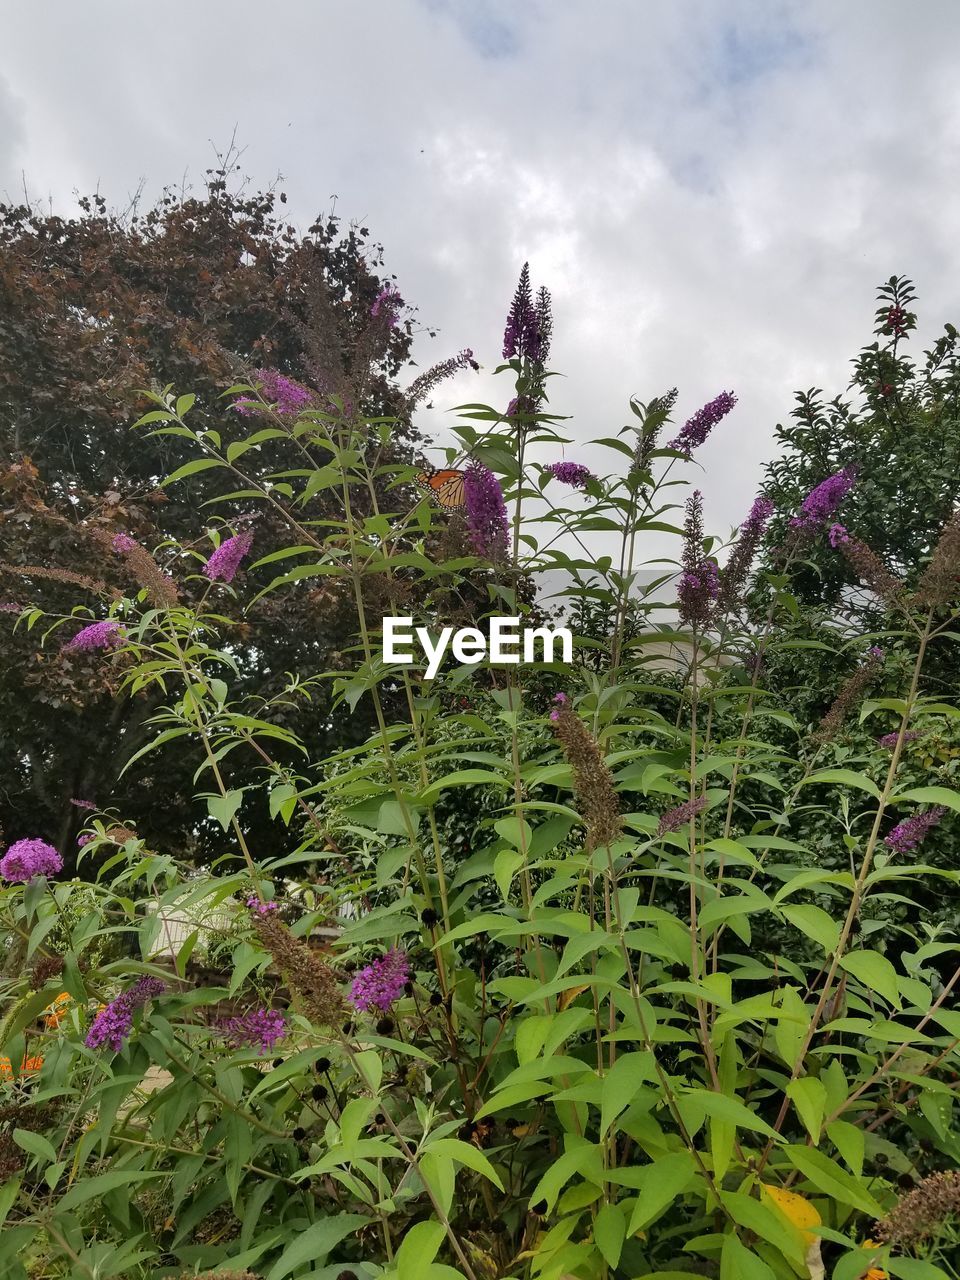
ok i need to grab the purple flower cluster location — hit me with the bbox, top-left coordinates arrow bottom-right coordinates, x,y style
234,369 -> 314,417
667,392 -> 737,458
85,977 -> 166,1052
203,530 -> 253,584
112,533 -> 138,553
222,1007 -> 286,1053
502,264 -> 552,364
885,806 -> 947,855
77,833 -> 95,847
463,461 -> 510,561
549,691 -> 569,722
70,797 -> 97,811
0,838 -> 63,883
790,466 -> 857,531
657,795 -> 708,837
878,730 -> 921,749
349,948 -> 410,1013
828,523 -> 849,548
0,601 -> 22,613
677,491 -> 719,626
547,462 -> 594,489
371,285 -> 403,328
247,895 -> 279,915
741,495 -> 775,536
66,620 -> 124,652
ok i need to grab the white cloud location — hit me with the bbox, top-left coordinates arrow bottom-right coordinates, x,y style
2,0 -> 960,564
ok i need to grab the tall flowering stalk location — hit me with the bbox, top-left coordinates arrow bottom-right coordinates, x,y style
549,694 -> 622,851
677,491 -> 719,627
85,977 -> 165,1053
349,949 -> 410,1013
790,465 -> 856,531
717,495 -> 774,610
667,391 -> 737,459
463,462 -> 509,561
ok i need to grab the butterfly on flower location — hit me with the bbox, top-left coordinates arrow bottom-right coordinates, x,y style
415,468 -> 466,511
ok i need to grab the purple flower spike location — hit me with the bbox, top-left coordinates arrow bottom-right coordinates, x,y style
790,466 -> 857,531
549,691 -> 569,722
222,1007 -> 286,1053
0,838 -> 63,883
234,369 -> 314,417
885,806 -> 947,855
66,621 -> 124,652
657,795 -> 708,837
547,462 -> 594,489
349,949 -> 410,1014
878,730 -> 920,749
828,523 -> 850,548
247,895 -> 279,915
371,285 -> 403,328
463,462 -> 509,561
112,533 -> 138,553
85,977 -> 165,1053
667,392 -> 737,458
203,530 -> 253,584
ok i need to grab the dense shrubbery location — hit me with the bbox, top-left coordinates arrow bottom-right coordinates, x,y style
3,273 -> 960,1280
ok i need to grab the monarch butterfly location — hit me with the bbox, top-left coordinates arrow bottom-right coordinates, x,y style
415,468 -> 467,511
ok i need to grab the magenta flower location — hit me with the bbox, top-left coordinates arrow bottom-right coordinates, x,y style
77,833 -> 95,847
657,795 -> 708,837
66,621 -> 124,652
0,601 -> 22,613
349,949 -> 410,1014
70,798 -> 97,810
828,523 -> 850,548
667,392 -> 737,458
547,462 -> 594,489
203,530 -> 253,584
221,1007 -> 286,1053
878,730 -> 920,749
234,369 -> 314,417
84,977 -> 165,1052
549,691 -> 569,722
885,806 -> 947,855
112,533 -> 138,553
790,466 -> 857,531
247,895 -> 279,915
371,285 -> 403,327
0,838 -> 63,883
463,462 -> 509,561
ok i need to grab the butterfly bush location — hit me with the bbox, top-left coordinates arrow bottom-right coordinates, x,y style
885,806 -> 947,854
66,620 -> 124,651
0,838 -> 62,882
85,977 -> 166,1052
547,461 -> 593,489
221,1007 -> 286,1053
790,465 -> 857,530
667,390 -> 737,458
463,461 -> 509,560
203,531 -> 253,584
349,949 -> 410,1013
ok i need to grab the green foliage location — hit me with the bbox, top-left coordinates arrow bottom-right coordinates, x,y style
3,283 -> 960,1280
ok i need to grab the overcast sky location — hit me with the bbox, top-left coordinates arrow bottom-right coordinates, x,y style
2,0 -> 960,547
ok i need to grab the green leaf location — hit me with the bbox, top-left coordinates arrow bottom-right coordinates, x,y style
826,1119 -> 864,1175
720,1192 -> 806,1267
396,1221 -> 446,1280
425,1138 -> 504,1190
681,1089 -> 781,1139
800,768 -> 880,799
886,1259 -> 953,1279
626,1152 -> 697,1234
601,1052 -> 653,1135
891,785 -> 960,813
784,1145 -> 884,1216
57,1170 -> 163,1211
593,1202 -> 626,1269
840,950 -> 901,1008
265,1214 -> 368,1280
781,903 -> 841,953
161,457 -> 225,487
786,1077 -> 827,1141
494,849 -> 524,902
207,790 -> 243,830
0,1173 -> 21,1229
720,1233 -> 777,1280
12,1129 -> 56,1165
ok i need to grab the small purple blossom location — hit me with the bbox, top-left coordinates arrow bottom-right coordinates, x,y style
547,462 -> 594,489
867,646 -> 885,660
77,833 -> 95,847
885,806 -> 947,855
878,730 -> 921,749
828,523 -> 850,548
790,466 -> 857,531
742,496 -> 775,535
0,838 -> 63,883
234,369 -> 314,417
667,392 -> 737,458
111,533 -> 138,553
349,949 -> 410,1014
463,462 -> 510,561
84,977 -> 165,1053
70,798 -> 97,810
0,601 -> 22,614
371,285 -> 403,328
66,620 -> 124,652
247,895 -> 279,915
203,530 -> 253,585
222,1007 -> 286,1053
657,795 -> 709,837
549,691 -> 569,722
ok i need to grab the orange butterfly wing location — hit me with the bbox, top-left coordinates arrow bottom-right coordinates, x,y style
415,469 -> 466,511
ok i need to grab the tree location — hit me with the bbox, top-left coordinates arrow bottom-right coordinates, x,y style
0,160 -> 466,868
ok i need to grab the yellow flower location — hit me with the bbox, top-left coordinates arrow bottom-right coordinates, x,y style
860,1239 -> 888,1280
43,991 -> 71,1029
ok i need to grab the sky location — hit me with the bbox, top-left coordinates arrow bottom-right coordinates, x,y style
2,0 -> 960,551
